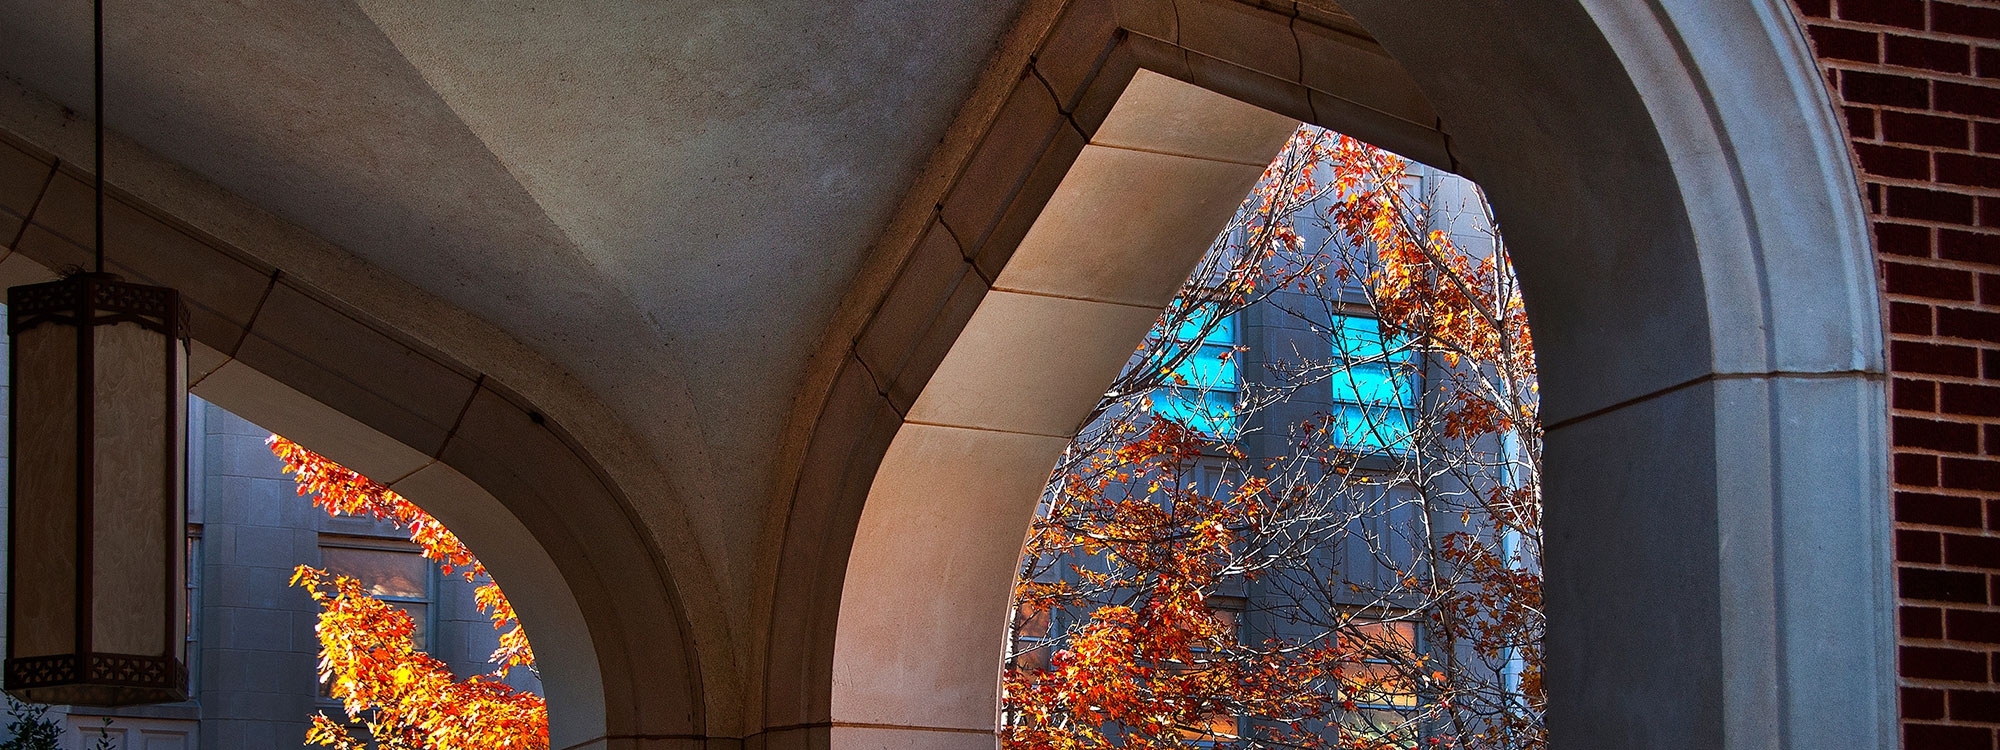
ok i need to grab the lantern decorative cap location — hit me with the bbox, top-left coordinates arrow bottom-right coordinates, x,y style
7,272 -> 190,706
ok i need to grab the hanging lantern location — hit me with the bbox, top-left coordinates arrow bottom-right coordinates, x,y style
6,272 -> 188,706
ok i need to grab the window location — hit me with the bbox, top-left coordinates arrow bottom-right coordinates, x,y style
1180,711 -> 1241,747
184,528 -> 201,696
318,543 -> 434,651
316,541 -> 435,700
1009,601 -> 1055,673
1177,601 -> 1243,747
1149,305 -> 1240,437
1327,314 -> 1416,452
1338,619 -> 1421,749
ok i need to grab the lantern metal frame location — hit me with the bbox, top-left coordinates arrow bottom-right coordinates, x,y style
5,272 -> 189,706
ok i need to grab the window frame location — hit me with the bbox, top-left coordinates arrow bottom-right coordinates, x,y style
1148,303 -> 1243,439
1324,310 -> 1422,455
184,524 -> 202,697
313,536 -> 438,702
1334,614 -> 1427,749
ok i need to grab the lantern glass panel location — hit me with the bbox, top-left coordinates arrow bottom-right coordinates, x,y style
92,323 -> 174,655
11,321 -> 77,660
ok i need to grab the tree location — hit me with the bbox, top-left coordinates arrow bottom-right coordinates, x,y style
1,697 -> 63,750
268,437 -> 546,750
1003,127 -> 1543,750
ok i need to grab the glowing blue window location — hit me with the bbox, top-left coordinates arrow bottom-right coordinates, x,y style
1328,314 -> 1416,452
1150,307 -> 1239,437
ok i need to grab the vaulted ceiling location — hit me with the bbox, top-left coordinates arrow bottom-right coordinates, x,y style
0,0 -> 1024,592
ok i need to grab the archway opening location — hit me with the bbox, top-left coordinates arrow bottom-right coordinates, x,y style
0,250 -> 609,749
824,2 -> 1890,746
1001,123 -> 1540,748
0,286 -> 567,748
268,434 -> 547,749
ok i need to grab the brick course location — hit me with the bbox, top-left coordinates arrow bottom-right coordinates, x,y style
1795,0 -> 2000,742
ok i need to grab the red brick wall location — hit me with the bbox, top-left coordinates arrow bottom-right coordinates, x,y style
1792,0 -> 2000,745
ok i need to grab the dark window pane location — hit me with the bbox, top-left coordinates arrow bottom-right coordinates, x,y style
392,602 -> 429,652
321,546 -> 429,599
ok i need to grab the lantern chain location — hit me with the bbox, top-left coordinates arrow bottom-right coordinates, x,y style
93,0 -> 105,274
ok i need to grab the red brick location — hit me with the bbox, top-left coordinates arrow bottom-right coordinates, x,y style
1842,0 -> 1927,28
1947,608 -> 2000,643
1889,185 -> 1979,223
1846,69 -> 1933,108
1905,528 -> 1948,562
1910,686 -> 1950,719
1912,605 -> 1952,640
1941,152 -> 2000,189
1888,261 -> 1976,299
1894,301 -> 1936,334
1881,221 -> 1936,257
1895,341 -> 1983,378
1887,110 -> 1974,148
1952,689 -> 2000,722
1941,228 -> 2000,263
1803,1 -> 2000,736
1849,105 -> 1880,138
1939,307 -> 2000,343
1906,723 -> 1996,750
1904,566 -> 1991,603
1936,3 -> 2000,37
1899,376 -> 1940,410
1889,34 -> 1974,74
1905,644 -> 1994,680
1900,416 -> 1984,451
1941,81 -> 2000,119
1814,24 -> 1882,62
1945,456 -> 2000,491
1910,605 -> 1951,639
1898,490 -> 1984,527
1944,382 -> 2000,417
1860,142 -> 1934,179
1946,532 -> 2000,568
1902,452 -> 1944,486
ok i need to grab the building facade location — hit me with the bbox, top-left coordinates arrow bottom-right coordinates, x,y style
1013,155 -> 1524,746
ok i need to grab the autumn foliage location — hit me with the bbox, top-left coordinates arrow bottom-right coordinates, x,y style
1007,420 -> 1346,750
269,436 -> 547,750
1004,128 -> 1543,749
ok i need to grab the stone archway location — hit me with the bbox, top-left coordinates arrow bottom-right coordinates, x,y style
0,132 -> 712,750
790,1 -> 1893,748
